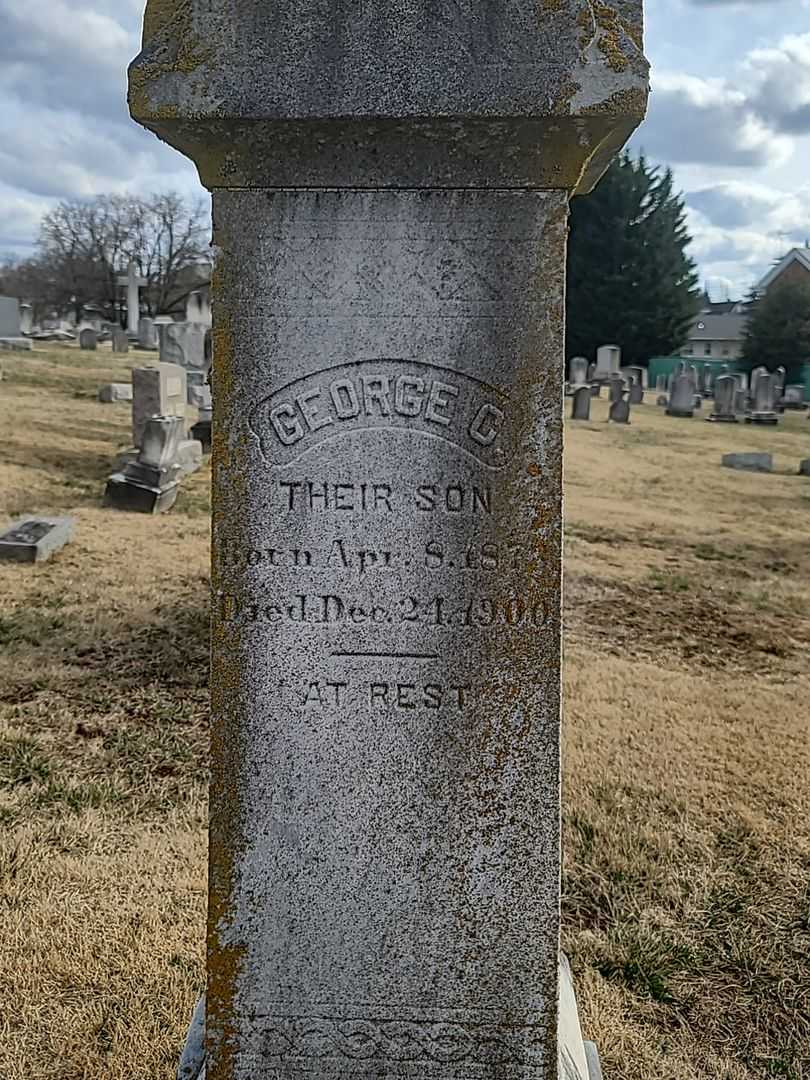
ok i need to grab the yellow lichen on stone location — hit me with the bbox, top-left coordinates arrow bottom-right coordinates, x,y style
576,5 -> 596,49
142,0 -> 191,43
593,2 -> 630,72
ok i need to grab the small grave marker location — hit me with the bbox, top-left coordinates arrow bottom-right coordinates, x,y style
0,517 -> 74,563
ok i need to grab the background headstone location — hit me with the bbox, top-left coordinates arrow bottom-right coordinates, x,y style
112,327 -> 129,353
746,373 -> 779,425
117,260 -> 147,336
79,328 -> 97,351
569,357 -> 588,386
0,517 -> 74,563
159,322 -> 207,370
608,375 -> 625,403
138,317 -> 159,350
595,344 -> 621,378
722,452 -> 772,473
98,383 -> 133,403
0,296 -> 21,338
131,363 -> 188,447
609,393 -> 631,423
105,414 -> 185,513
667,374 -> 694,418
571,385 -> 591,420
708,374 -> 738,422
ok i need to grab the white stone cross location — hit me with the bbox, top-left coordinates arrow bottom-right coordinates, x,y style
116,260 -> 148,336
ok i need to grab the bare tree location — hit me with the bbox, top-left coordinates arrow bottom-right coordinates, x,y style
126,192 -> 212,316
31,193 -> 211,323
38,195 -> 135,321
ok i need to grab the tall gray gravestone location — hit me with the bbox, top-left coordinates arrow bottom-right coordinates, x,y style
708,374 -> 738,423
130,4 -> 648,1079
571,386 -> 591,421
569,357 -> 588,386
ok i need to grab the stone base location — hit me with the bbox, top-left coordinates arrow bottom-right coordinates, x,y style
178,439 -> 204,475
706,414 -> 738,423
177,954 -> 603,1080
666,408 -> 693,418
190,419 -> 212,453
722,452 -> 772,473
104,475 -> 179,513
0,337 -> 33,352
178,995 -> 206,1080
113,448 -> 139,472
0,516 -> 74,563
745,413 -> 779,425
98,383 -> 133,403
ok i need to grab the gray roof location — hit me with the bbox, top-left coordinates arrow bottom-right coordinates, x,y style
688,313 -> 747,342
756,247 -> 810,291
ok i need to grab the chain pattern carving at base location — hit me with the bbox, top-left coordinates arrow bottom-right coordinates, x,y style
257,1017 -> 544,1065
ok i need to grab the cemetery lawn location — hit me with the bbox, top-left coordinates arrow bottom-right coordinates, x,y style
0,346 -> 808,1080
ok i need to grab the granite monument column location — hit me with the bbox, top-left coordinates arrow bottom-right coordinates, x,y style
130,5 -> 647,1078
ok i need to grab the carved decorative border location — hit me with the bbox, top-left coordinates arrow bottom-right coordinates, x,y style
257,1016 -> 545,1066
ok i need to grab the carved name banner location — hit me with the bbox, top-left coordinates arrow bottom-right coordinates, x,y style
248,360 -> 514,469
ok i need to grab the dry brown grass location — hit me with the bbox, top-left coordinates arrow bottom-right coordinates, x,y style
563,397 -> 810,1079
0,344 -> 209,1079
1,350 -> 809,1078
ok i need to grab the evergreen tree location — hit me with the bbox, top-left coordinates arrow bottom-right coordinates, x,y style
566,152 -> 700,370
740,281 -> 810,383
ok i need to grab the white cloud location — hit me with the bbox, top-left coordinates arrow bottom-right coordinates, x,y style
638,71 -> 794,168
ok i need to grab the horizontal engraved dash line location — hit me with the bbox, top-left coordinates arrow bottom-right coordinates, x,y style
332,650 -> 439,660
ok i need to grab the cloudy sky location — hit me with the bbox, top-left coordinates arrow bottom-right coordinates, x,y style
1,0 -> 809,299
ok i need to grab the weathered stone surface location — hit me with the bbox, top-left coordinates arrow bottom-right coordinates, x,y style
129,5 -> 648,1079
609,396 -> 630,423
207,185 -> 567,1079
666,373 -> 694,418
708,374 -> 737,423
178,995 -> 206,1080
746,372 -> 779,425
79,328 -> 97,351
595,344 -> 621,378
782,384 -> 806,408
584,1042 -> 604,1080
118,260 -> 147,336
190,416 -> 212,454
628,377 -> 643,404
112,327 -> 130,353
0,296 -> 21,337
608,375 -> 625,403
138,317 -> 159,350
98,383 -> 133,403
160,321 -> 207,370
105,415 -> 185,512
722,452 -> 772,473
569,357 -> 588,385
177,438 -> 204,476
0,516 -> 74,563
558,954 -> 592,1080
571,385 -> 591,420
130,2 -> 648,193
132,363 -> 187,447
188,384 -> 212,410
